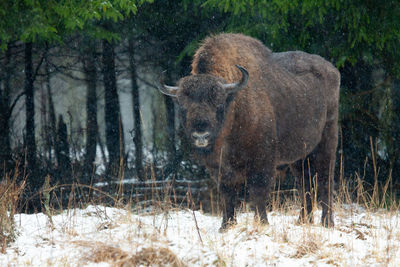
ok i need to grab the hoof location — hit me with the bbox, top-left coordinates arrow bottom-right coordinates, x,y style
219,220 -> 236,232
297,218 -> 313,226
298,212 -> 314,225
321,216 -> 334,228
255,214 -> 269,225
218,226 -> 228,233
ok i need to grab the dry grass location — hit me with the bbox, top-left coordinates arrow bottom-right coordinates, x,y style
0,168 -> 26,253
1,188 -> 400,266
293,237 -> 320,258
75,240 -> 185,267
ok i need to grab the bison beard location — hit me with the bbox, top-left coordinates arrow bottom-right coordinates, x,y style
159,33 -> 340,231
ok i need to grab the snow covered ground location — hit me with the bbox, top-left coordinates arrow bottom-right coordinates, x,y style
1,204 -> 399,266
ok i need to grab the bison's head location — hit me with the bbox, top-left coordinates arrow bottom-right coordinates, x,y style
159,65 -> 249,154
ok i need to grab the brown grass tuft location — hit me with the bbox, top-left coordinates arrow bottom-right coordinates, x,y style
121,247 -> 186,267
75,240 -> 186,267
293,237 -> 320,258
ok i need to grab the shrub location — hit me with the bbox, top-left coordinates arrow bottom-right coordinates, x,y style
0,169 -> 26,253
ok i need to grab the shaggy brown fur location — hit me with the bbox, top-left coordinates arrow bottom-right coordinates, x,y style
161,33 -> 340,230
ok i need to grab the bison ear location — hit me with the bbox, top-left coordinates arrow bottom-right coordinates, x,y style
221,65 -> 249,95
159,70 -> 179,97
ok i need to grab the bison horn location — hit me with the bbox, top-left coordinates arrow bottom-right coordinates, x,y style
159,70 -> 178,97
221,65 -> 249,93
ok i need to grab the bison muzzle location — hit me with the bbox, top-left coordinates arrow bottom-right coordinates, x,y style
159,33 -> 340,230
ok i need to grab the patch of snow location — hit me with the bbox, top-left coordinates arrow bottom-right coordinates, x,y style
1,204 -> 399,266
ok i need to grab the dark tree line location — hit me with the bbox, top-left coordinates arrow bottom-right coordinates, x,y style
0,0 -> 399,207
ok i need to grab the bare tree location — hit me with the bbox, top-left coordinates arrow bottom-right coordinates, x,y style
83,40 -> 99,184
0,46 -> 13,174
128,38 -> 143,180
24,42 -> 39,190
102,39 -> 124,179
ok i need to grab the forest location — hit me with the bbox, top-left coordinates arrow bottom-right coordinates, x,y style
0,0 -> 400,210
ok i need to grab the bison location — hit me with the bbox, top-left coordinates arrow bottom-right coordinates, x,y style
159,33 -> 340,230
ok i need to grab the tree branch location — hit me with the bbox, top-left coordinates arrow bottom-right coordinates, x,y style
33,50 -> 46,81
8,91 -> 26,117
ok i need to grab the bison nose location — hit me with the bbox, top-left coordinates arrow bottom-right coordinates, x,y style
192,131 -> 211,148
192,131 -> 210,139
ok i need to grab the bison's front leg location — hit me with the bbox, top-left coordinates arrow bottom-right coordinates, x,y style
219,183 -> 238,231
248,172 -> 274,224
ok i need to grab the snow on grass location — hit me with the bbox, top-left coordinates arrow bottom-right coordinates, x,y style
1,204 -> 400,266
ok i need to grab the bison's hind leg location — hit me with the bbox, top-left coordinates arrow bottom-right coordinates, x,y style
313,118 -> 337,227
292,119 -> 337,227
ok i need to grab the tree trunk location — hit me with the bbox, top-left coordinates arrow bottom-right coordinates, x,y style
45,57 -> 57,168
25,42 -> 39,190
164,89 -> 178,178
128,38 -> 143,180
391,79 -> 400,185
164,71 -> 178,179
0,46 -> 13,174
83,41 -> 98,184
56,115 -> 71,184
102,39 -> 123,179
